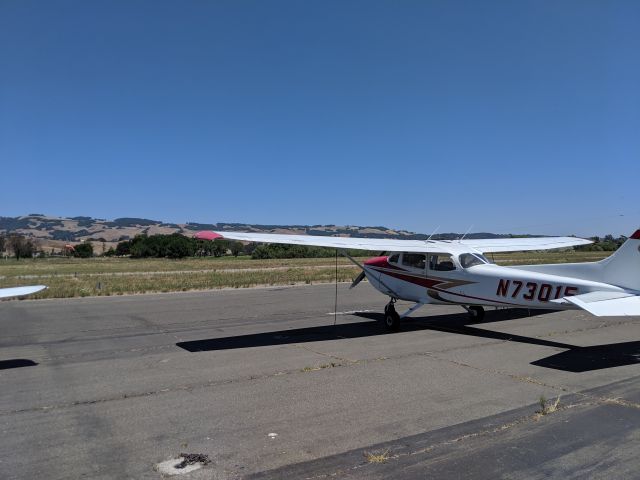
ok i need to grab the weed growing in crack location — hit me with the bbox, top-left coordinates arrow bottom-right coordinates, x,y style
536,395 -> 561,419
364,450 -> 390,464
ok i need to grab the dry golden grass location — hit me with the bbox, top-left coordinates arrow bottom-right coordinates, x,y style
490,250 -> 608,265
0,250 -> 612,299
0,255 -> 364,277
0,265 -> 360,299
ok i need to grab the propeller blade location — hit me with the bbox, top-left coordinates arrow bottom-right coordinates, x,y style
350,270 -> 366,289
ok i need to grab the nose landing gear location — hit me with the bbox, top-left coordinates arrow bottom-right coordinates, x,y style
383,299 -> 400,331
381,299 -> 426,331
465,305 -> 485,321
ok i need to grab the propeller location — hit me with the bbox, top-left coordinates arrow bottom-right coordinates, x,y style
349,251 -> 385,290
350,270 -> 366,289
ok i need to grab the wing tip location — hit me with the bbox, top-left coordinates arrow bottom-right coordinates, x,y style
194,231 -> 224,241
630,229 -> 640,240
0,285 -> 47,299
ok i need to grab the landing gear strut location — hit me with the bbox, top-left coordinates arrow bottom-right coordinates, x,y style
383,299 -> 401,331
467,305 -> 485,321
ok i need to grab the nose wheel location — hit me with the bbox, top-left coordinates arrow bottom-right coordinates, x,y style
467,305 -> 485,321
383,300 -> 401,331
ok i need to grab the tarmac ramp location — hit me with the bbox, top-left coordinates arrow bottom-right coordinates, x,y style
1,284 -> 639,479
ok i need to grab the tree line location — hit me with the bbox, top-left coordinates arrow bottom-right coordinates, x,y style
0,235 -> 38,260
575,234 -> 627,252
0,234 -> 94,259
250,243 -> 372,259
110,234 -> 245,259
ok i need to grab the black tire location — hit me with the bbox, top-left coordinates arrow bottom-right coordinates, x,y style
382,305 -> 401,331
468,306 -> 485,321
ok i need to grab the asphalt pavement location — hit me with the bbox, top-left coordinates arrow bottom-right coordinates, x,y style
1,283 -> 639,479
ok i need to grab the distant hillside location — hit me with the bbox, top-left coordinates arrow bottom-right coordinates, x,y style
0,214 -> 533,253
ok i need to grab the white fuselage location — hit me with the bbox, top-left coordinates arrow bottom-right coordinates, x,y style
363,253 -> 629,310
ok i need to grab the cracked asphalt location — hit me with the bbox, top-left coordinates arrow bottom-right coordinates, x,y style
1,283 -> 639,479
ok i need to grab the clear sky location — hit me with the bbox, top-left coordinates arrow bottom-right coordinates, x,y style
1,1 -> 638,237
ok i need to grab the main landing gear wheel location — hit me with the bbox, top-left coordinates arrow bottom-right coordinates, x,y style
468,306 -> 485,321
383,301 -> 401,331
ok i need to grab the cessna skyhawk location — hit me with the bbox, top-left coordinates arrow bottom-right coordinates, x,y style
195,229 -> 640,330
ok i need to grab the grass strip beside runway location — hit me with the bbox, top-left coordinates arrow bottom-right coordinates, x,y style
0,251 -> 609,299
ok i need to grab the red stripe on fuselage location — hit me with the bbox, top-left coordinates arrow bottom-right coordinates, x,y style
372,267 -> 519,306
373,268 -> 441,289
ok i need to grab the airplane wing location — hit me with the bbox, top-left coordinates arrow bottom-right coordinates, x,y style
196,231 -> 432,252
195,231 -> 591,253
0,285 -> 47,300
551,291 -> 640,316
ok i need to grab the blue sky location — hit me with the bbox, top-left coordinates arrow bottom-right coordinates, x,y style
1,1 -> 638,237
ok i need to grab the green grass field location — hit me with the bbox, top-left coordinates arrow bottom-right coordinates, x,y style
0,250 -> 611,299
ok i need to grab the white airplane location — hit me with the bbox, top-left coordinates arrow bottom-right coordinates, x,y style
0,285 -> 47,300
195,229 -> 640,330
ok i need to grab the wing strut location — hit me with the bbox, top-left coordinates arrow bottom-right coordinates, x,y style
340,250 -> 367,290
333,249 -> 339,326
398,302 -> 425,319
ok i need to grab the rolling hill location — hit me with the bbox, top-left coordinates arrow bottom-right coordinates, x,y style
0,214 -> 521,254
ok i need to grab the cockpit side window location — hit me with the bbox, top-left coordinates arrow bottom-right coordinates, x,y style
428,254 -> 456,271
388,253 -> 400,265
459,253 -> 489,269
401,253 -> 426,271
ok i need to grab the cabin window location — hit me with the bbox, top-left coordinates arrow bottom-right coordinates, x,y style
459,253 -> 489,268
388,254 -> 400,265
401,253 -> 426,270
429,254 -> 456,271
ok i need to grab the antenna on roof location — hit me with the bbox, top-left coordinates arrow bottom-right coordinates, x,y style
459,225 -> 474,242
426,226 -> 440,241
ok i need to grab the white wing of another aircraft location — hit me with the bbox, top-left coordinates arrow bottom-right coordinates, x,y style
196,231 -> 591,254
0,285 -> 47,300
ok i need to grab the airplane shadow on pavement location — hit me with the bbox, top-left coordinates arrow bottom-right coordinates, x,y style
176,308 -> 640,373
0,359 -> 38,370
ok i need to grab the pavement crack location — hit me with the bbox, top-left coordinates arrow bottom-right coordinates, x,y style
6,334 -> 639,421
537,317 -> 640,339
426,352 -> 570,392
291,344 -> 358,365
572,394 -> 640,410
0,359 -> 352,416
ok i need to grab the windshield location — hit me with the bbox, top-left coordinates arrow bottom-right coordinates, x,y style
459,253 -> 489,268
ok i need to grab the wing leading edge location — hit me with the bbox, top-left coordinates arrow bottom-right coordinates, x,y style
195,231 -> 591,253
